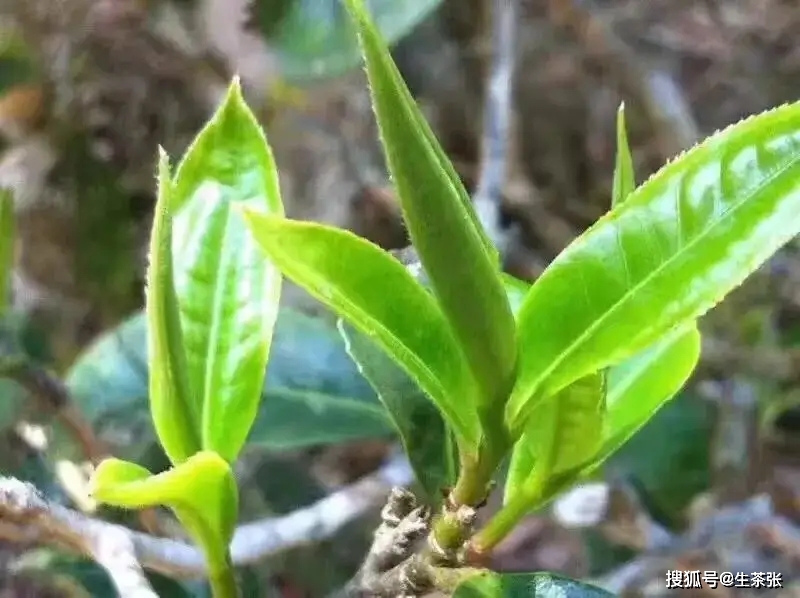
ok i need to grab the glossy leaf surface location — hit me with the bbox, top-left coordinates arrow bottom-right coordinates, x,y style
612,103 -> 635,208
504,372 -> 604,506
0,188 -> 14,314
339,320 -> 456,502
169,78 -> 283,462
90,452 -> 238,571
240,212 -> 481,448
65,307 -> 394,460
145,152 -> 199,464
599,324 -> 701,464
344,0 -> 517,411
508,101 -> 800,430
453,572 -> 614,598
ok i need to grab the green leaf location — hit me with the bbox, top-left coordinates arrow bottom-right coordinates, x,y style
146,151 -> 199,465
64,307 -> 394,461
611,103 -> 635,208
502,273 -> 529,318
504,372 -> 604,506
453,572 -> 614,598
507,101 -> 800,431
344,0 -> 517,412
239,212 -> 481,449
339,320 -> 456,502
90,451 -> 238,572
251,0 -> 442,83
0,189 -> 14,314
169,78 -> 284,462
600,323 -> 701,462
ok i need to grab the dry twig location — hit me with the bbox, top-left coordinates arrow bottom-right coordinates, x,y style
0,451 -> 413,587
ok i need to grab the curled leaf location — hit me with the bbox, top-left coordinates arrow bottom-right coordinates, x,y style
169,77 -> 284,462
145,151 -> 199,464
90,451 -> 238,572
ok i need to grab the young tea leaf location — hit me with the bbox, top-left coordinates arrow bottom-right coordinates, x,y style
0,189 -> 14,314
169,78 -> 284,463
612,103 -> 635,208
453,572 -> 614,598
508,101 -> 800,430
343,0 -> 517,412
504,372 -> 604,507
238,212 -> 482,449
599,323 -> 701,464
90,452 -> 238,574
146,151 -> 199,464
339,320 -> 457,503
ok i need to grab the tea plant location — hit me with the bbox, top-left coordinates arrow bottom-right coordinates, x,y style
78,0 -> 800,595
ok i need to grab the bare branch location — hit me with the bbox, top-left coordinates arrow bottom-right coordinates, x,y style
0,451 -> 414,580
0,477 -> 158,597
472,0 -> 520,256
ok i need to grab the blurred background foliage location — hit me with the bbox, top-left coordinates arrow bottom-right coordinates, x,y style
0,0 -> 799,595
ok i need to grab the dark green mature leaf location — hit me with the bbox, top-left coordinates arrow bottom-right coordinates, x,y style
339,320 -> 456,502
0,377 -> 27,434
239,213 -> 481,449
610,392 -> 712,523
0,188 -> 14,314
169,78 -> 283,462
146,151 -> 199,464
507,101 -> 800,431
90,452 -> 238,573
504,372 -> 604,506
16,551 -> 204,598
65,307 -> 393,461
612,103 -> 635,208
453,572 -> 614,598
251,0 -> 442,83
344,0 -> 517,413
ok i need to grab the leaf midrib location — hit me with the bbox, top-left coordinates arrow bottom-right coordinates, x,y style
201,200 -> 234,442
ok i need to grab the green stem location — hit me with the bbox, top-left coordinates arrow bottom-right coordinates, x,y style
430,431 -> 510,558
208,557 -> 239,598
469,466 -> 548,555
469,491 -> 531,554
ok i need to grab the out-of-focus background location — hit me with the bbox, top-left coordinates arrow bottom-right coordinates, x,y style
1,0 -> 800,596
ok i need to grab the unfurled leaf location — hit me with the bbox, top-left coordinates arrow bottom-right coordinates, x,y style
453,572 -> 614,598
507,102 -> 800,430
344,0 -> 517,414
90,452 -> 238,573
612,103 -> 635,208
65,307 -> 395,459
504,372 -> 604,506
251,0 -> 442,83
339,320 -> 456,502
600,324 -> 701,462
239,212 -> 481,449
146,151 -> 199,464
0,189 -> 14,314
169,78 -> 283,462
